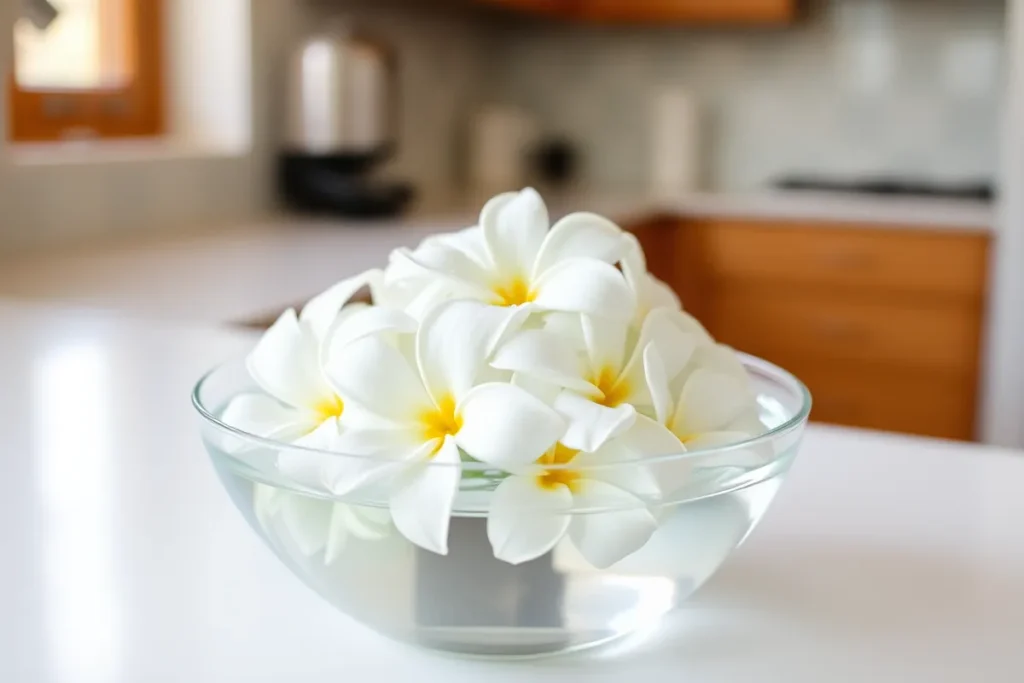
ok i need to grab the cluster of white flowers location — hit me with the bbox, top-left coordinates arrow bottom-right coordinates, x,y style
224,189 -> 762,568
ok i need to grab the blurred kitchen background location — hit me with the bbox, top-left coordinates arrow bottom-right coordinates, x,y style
2,0 -> 1023,449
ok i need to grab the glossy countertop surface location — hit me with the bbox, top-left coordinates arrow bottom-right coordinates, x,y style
1,301 -> 1022,682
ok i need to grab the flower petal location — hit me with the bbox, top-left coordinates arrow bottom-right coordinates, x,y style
424,225 -> 490,261
323,505 -> 350,565
622,232 -> 682,316
389,436 -> 461,554
276,417 -> 342,491
324,504 -> 392,565
490,329 -> 595,394
456,383 -> 566,470
553,390 -> 636,453
488,475 -> 573,565
568,481 -> 657,569
387,243 -> 493,298
417,300 -> 528,401
643,345 -> 673,426
324,335 -> 430,423
278,492 -> 334,557
618,414 -> 685,457
572,438 -> 662,499
621,230 -> 649,274
391,277 -> 474,322
326,305 -> 417,358
673,367 -> 756,437
253,483 -> 282,528
511,372 -> 562,406
615,415 -> 691,497
481,188 -> 549,277
533,212 -> 630,277
581,314 -> 628,376
299,269 -> 380,343
541,311 -> 587,350
342,505 -> 392,541
668,309 -> 715,347
531,258 -> 635,320
220,392 -> 315,442
321,427 -> 426,495
614,310 -> 701,413
247,309 -> 332,411
637,308 -> 702,381
647,276 -> 682,312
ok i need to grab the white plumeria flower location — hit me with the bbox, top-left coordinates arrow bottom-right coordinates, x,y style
622,231 -> 682,324
487,433 -> 661,569
324,299 -> 567,555
254,485 -> 390,565
490,307 -> 708,452
647,342 -> 764,451
384,188 -> 636,320
220,270 -> 415,482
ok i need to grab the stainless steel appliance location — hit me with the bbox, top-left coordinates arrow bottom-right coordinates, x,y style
280,24 -> 413,218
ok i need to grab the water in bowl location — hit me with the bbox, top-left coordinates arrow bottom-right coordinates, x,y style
209,448 -> 793,658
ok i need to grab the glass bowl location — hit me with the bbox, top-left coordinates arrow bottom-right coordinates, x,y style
192,353 -> 810,659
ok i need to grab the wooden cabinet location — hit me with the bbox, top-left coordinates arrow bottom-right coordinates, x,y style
697,221 -> 988,299
577,0 -> 795,23
630,217 -> 990,441
475,0 -> 795,23
475,0 -> 576,16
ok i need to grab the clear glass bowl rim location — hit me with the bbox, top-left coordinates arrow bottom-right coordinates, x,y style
192,352 -> 812,473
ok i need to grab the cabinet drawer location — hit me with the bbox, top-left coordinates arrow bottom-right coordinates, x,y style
710,288 -> 982,374
695,221 -> 989,298
778,358 -> 976,440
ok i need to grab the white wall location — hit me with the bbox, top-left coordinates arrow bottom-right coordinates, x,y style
489,0 -> 1006,191
981,0 -> 1024,448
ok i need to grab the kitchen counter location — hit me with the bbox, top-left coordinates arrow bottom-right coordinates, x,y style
0,190 -> 995,324
1,301 -> 1022,682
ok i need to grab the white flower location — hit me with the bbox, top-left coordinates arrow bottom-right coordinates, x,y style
647,342 -> 764,450
220,270 -> 415,482
622,232 -> 682,324
490,307 -> 708,452
487,432 -> 662,569
254,485 -> 390,565
323,299 -> 567,555
215,188 -> 770,570
384,188 -> 636,320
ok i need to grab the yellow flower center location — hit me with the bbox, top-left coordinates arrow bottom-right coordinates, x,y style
419,394 -> 463,445
491,275 -> 536,307
314,395 -> 345,422
673,428 -> 698,445
536,443 -> 583,492
590,366 -> 630,407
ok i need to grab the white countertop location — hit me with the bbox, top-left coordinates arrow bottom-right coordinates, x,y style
0,190 -> 996,326
1,301 -> 1022,682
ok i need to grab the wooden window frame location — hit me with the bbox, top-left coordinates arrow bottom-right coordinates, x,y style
8,0 -> 165,143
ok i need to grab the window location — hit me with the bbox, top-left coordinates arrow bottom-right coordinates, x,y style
9,0 -> 164,142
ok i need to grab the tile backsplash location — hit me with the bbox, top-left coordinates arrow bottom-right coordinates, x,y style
488,0 -> 1007,191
